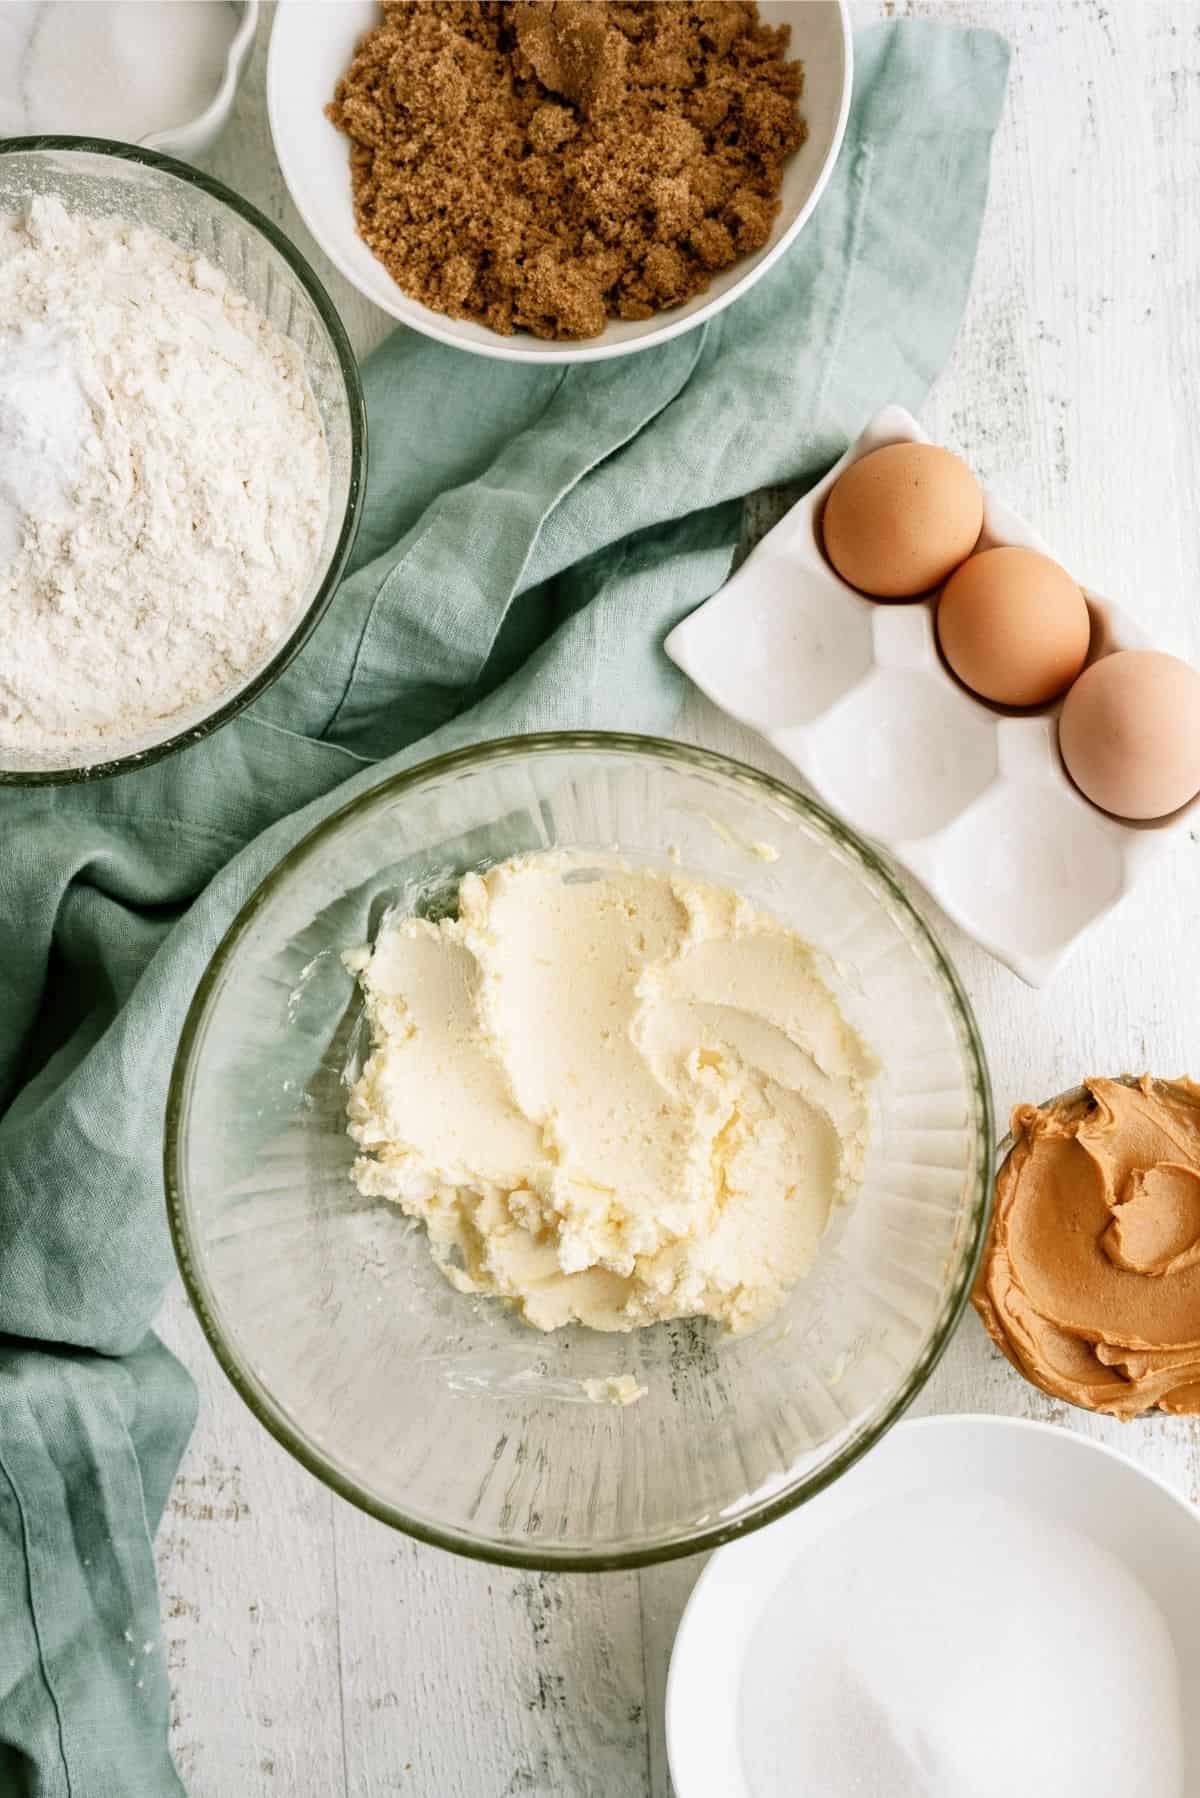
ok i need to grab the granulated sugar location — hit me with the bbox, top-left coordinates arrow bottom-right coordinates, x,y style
0,3 -> 237,143
738,1491 -> 1184,1798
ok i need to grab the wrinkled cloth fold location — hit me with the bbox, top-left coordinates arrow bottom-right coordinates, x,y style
0,25 -> 1008,1795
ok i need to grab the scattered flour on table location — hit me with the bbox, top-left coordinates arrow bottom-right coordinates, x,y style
737,1491 -> 1184,1798
0,195 -> 328,755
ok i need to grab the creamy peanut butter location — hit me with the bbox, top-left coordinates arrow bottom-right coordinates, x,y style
345,853 -> 874,1338
974,1076 -> 1200,1417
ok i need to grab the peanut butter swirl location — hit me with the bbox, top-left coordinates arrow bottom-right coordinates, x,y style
974,1076 -> 1200,1418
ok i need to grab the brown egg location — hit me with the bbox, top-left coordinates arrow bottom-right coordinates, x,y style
1059,650 -> 1200,820
936,546 -> 1090,707
821,443 -> 983,599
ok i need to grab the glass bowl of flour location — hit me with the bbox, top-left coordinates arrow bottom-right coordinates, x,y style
0,139 -> 365,783
166,734 -> 993,1568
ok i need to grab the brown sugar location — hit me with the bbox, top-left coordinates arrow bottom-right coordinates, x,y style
326,1 -> 806,340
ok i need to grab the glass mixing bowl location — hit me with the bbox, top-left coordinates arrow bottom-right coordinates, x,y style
166,735 -> 993,1568
0,137 -> 365,785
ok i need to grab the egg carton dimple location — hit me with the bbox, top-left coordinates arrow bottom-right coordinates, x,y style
666,405 -> 1195,986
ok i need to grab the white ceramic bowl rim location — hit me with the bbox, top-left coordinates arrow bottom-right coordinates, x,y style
141,0 -> 260,155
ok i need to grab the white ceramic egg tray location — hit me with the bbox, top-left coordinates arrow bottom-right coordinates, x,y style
667,405 -> 1197,985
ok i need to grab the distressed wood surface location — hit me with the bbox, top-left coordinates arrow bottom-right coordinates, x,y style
157,3 -> 1200,1792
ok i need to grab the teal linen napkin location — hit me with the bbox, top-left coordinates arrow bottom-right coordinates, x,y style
0,25 -> 1008,1794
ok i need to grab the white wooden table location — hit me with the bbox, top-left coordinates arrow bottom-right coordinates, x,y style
156,4 -> 1200,1791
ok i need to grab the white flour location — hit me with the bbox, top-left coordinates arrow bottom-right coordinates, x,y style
738,1491 -> 1185,1797
0,319 -> 86,567
0,196 -> 329,757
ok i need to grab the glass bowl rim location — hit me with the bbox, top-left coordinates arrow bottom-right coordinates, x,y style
165,729 -> 995,1571
0,134 -> 367,788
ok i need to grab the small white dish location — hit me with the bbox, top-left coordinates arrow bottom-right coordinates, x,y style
667,405 -> 1198,984
666,1414 -> 1200,1798
143,0 -> 258,161
266,0 -> 851,364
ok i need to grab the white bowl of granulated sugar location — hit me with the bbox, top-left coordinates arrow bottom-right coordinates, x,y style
0,2 -> 260,161
668,1416 -> 1200,1798
0,139 -> 365,785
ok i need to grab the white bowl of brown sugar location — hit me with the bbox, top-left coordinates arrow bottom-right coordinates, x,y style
268,0 -> 852,364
